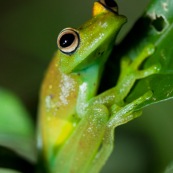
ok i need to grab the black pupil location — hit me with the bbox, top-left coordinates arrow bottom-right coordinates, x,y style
104,0 -> 117,8
60,33 -> 75,48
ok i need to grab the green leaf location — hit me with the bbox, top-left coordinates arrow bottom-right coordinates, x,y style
0,88 -> 36,163
117,0 -> 173,108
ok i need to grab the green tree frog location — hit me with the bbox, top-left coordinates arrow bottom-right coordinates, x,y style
37,0 -> 160,173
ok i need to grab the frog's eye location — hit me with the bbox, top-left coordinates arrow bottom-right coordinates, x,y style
57,28 -> 80,54
98,0 -> 118,14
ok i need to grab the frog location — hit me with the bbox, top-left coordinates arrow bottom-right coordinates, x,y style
37,0 -> 160,173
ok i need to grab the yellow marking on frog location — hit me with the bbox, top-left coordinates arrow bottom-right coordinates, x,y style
55,119 -> 73,145
93,2 -> 107,16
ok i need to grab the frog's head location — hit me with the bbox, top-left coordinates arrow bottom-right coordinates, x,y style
57,0 -> 126,74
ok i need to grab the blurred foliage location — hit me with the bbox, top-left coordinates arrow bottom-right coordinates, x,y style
164,162 -> 173,173
0,168 -> 21,173
0,0 -> 173,173
0,89 -> 35,163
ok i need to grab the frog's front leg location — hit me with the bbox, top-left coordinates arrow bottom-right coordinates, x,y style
115,44 -> 160,102
89,44 -> 160,107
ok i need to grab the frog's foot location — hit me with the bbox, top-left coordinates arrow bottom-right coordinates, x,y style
107,90 -> 153,128
120,44 -> 160,80
114,44 -> 160,102
132,44 -> 161,78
